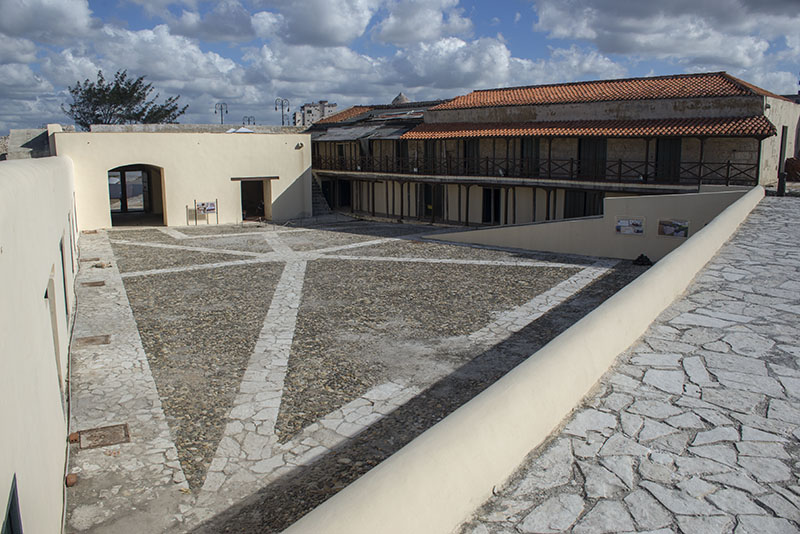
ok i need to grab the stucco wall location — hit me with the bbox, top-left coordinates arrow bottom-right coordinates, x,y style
0,156 -> 77,534
425,96 -> 764,124
52,131 -> 312,230
762,96 -> 800,185
434,189 -> 748,260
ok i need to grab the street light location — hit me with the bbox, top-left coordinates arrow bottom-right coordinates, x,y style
242,115 -> 256,125
275,98 -> 290,126
214,103 -> 228,124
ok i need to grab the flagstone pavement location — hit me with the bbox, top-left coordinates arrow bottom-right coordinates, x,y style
460,196 -> 800,534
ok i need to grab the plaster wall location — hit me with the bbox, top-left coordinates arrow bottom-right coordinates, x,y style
425,96 -> 763,124
52,131 -> 311,230
435,189 -> 748,261
0,156 -> 77,534
762,96 -> 800,185
282,185 -> 763,534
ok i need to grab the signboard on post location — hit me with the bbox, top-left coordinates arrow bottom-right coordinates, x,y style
196,202 -> 216,214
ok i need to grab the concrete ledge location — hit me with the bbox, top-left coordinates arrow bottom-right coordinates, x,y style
283,186 -> 764,534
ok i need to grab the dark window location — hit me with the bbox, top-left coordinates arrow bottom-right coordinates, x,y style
655,138 -> 682,182
578,138 -> 607,179
59,238 -> 69,318
482,188 -> 501,224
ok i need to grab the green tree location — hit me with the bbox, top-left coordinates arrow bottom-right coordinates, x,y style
62,69 -> 188,131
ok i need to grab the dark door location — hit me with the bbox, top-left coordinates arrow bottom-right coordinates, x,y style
424,140 -> 437,173
578,138 -> 607,180
241,180 -> 264,219
398,139 -> 409,173
564,190 -> 604,218
482,188 -> 501,224
464,138 -> 479,175
656,138 -> 682,182
520,137 -> 539,177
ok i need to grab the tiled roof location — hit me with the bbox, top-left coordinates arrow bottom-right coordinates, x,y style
316,106 -> 373,124
400,116 -> 776,140
430,72 -> 790,111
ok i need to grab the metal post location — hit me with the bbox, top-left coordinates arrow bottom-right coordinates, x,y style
216,198 -> 219,224
194,200 -> 198,225
214,103 -> 228,124
399,182 -> 404,221
464,184 -> 471,225
274,98 -> 290,126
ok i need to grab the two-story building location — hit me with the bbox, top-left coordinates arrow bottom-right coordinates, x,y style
311,72 -> 800,225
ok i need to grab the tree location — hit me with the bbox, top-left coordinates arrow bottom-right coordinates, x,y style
62,70 -> 188,131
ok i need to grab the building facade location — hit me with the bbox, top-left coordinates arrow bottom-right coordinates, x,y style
293,100 -> 338,128
311,72 -> 800,226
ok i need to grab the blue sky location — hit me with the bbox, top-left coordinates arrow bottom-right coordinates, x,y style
1,0 -> 798,135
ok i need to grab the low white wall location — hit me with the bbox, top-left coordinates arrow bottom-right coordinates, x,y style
433,189 -> 747,261
0,156 -> 78,534
283,186 -> 764,534
52,131 -> 312,230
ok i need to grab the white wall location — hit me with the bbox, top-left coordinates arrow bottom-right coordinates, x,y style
52,131 -> 312,230
0,156 -> 77,534
434,189 -> 748,260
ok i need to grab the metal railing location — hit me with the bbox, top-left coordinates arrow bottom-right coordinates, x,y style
313,155 -> 759,186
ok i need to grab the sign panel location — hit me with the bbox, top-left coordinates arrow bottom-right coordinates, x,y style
196,202 -> 217,214
615,217 -> 644,235
658,219 -> 689,238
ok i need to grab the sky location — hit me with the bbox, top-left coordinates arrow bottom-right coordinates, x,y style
1,0 -> 799,135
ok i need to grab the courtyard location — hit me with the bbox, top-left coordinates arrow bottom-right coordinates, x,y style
65,218 -> 642,532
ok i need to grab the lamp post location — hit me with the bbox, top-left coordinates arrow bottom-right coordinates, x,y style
275,98 -> 290,126
242,115 -> 256,125
214,102 -> 228,124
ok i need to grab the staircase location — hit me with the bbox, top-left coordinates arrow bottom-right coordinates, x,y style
311,178 -> 332,216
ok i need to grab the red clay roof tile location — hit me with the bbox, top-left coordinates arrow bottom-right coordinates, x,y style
430,72 -> 789,111
400,116 -> 776,140
316,106 -> 373,124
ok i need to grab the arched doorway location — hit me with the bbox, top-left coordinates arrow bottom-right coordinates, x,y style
108,164 -> 165,226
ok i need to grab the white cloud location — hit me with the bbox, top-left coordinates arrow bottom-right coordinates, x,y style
0,0 -> 95,42
0,37 -> 37,64
251,11 -> 283,39
170,0 -> 257,42
533,0 -> 800,70
0,63 -> 53,99
263,0 -> 382,46
374,0 -> 472,46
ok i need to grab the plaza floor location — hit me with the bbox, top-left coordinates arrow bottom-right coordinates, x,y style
65,218 -> 639,533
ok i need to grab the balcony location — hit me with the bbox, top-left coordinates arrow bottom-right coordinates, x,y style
313,155 -> 759,187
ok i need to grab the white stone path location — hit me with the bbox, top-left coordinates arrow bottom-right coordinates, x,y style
461,197 -> 800,534
68,224 -> 614,531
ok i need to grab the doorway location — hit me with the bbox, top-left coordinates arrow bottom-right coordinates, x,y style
108,164 -> 164,226
482,187 -> 501,224
241,180 -> 271,221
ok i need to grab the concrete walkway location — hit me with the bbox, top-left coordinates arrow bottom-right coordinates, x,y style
460,196 -> 800,534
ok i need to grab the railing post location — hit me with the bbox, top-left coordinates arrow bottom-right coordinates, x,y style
726,160 -> 731,186
617,159 -> 622,182
569,158 -> 574,179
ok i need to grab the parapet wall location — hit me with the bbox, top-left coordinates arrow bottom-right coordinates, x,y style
0,156 -> 78,533
433,189 -> 749,261
283,186 -> 764,534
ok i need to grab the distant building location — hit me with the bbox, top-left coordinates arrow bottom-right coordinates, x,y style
293,100 -> 338,128
309,74 -> 800,226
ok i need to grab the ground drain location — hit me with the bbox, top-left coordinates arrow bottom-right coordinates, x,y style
73,334 -> 111,347
81,281 -> 106,287
78,424 -> 130,449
